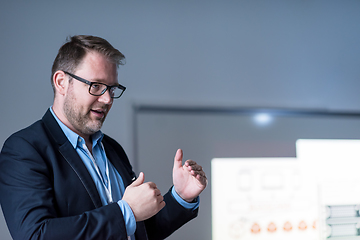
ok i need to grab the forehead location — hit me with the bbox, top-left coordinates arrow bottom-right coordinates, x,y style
75,51 -> 118,84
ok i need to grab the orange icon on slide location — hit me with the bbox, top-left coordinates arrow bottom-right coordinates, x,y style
312,220 -> 317,229
283,221 -> 292,231
298,221 -> 307,230
267,222 -> 277,232
251,223 -> 261,234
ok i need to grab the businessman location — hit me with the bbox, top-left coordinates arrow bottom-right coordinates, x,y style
0,35 -> 207,240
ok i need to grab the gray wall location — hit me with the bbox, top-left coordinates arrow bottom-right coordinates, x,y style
1,1 -> 360,239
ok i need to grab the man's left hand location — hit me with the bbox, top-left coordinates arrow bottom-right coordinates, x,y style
172,149 -> 207,202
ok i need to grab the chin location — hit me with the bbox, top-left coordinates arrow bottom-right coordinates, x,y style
80,121 -> 101,135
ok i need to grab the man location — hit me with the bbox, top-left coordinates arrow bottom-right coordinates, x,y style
0,35 -> 207,240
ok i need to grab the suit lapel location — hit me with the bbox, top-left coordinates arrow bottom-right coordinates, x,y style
58,141 -> 103,208
42,109 -> 103,208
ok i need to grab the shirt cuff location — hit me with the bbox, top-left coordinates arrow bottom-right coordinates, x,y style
117,200 -> 136,236
171,186 -> 200,210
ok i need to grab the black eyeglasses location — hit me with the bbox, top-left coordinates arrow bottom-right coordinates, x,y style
63,71 -> 126,99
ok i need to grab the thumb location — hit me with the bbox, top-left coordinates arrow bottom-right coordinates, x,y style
173,149 -> 183,170
130,172 -> 144,187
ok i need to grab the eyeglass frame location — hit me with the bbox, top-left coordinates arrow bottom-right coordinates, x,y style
63,71 -> 126,99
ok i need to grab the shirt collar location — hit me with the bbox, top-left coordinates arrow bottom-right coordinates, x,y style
49,107 -> 104,149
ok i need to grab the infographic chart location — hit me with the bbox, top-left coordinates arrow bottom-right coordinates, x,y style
212,158 -> 319,240
212,140 -> 360,240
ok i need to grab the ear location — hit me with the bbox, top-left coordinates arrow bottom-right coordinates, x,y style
53,70 -> 68,96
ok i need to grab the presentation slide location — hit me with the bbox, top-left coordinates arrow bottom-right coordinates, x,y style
212,158 -> 319,240
212,140 -> 360,240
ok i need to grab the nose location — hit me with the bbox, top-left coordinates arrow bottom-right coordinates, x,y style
98,89 -> 113,104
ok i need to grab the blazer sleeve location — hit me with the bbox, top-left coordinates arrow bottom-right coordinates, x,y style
145,189 -> 199,240
0,132 -> 129,240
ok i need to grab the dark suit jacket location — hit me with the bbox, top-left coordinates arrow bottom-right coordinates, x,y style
0,110 -> 198,240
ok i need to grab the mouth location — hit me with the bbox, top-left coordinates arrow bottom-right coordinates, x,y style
90,108 -> 107,119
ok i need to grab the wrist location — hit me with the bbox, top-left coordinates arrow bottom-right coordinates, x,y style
171,187 -> 200,210
174,188 -> 193,203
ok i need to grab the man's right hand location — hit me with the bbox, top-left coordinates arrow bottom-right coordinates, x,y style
122,172 -> 166,222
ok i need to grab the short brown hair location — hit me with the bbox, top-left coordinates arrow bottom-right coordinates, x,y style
51,35 -> 125,92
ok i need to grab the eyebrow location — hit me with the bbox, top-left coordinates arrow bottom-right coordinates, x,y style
64,71 -> 121,87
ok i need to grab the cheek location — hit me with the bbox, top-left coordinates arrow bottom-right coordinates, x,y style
84,97 -> 99,109
105,103 -> 113,116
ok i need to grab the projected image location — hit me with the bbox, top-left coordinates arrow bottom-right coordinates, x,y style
211,158 -> 319,240
212,140 -> 360,240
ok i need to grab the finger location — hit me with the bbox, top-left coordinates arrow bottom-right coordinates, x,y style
184,160 -> 199,168
159,200 -> 166,210
191,171 -> 207,181
173,149 -> 183,170
154,188 -> 162,196
198,175 -> 208,186
130,172 -> 145,187
146,182 -> 158,189
187,164 -> 203,172
193,172 -> 208,184
189,168 -> 207,180
185,159 -> 196,164
190,169 -> 206,177
185,162 -> 203,172
156,194 -> 164,202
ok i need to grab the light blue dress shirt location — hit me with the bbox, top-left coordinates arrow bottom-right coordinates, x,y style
49,107 -> 199,239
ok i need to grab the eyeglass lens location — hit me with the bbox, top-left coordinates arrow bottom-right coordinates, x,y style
90,83 -> 123,98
